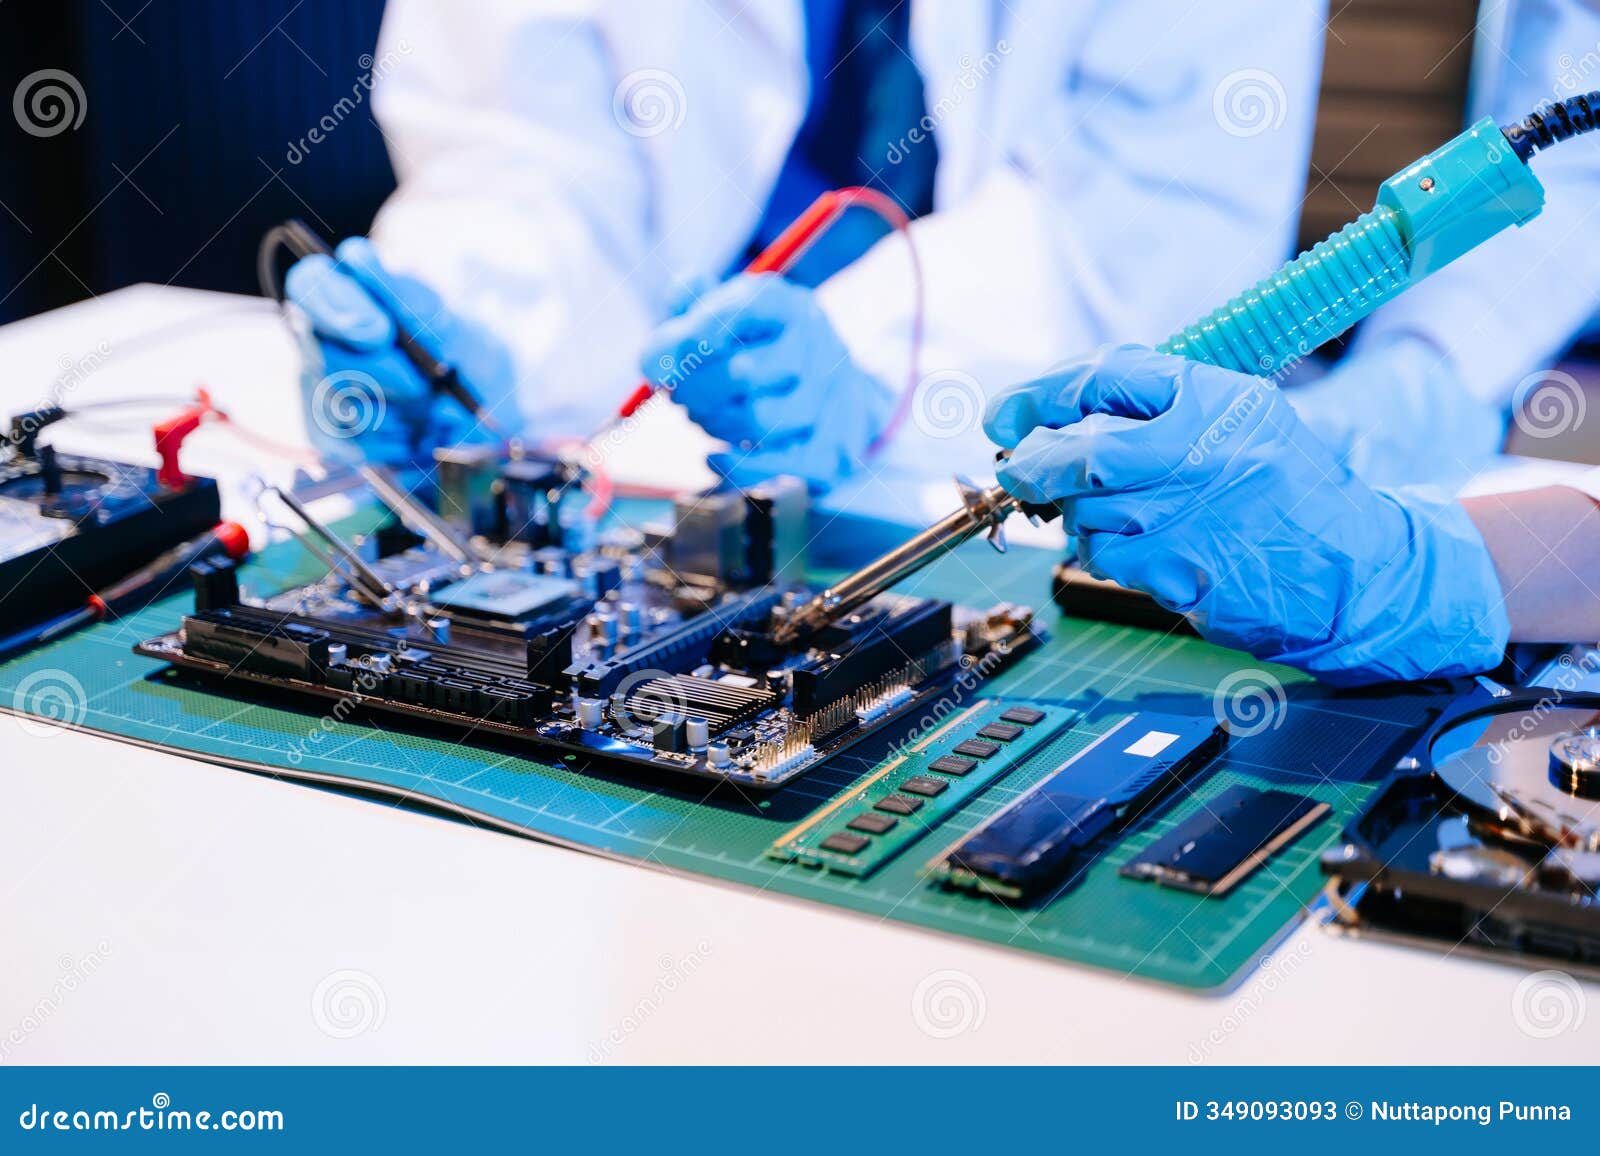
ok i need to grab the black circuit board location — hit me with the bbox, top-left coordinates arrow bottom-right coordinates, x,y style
137,526 -> 1041,790
0,448 -> 221,632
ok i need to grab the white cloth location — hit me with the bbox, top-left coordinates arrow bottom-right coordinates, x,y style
1559,463 -> 1600,503
364,0 -> 1326,479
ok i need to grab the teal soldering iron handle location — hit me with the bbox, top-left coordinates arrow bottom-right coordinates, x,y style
773,95 -> 1600,645
1157,102 -> 1590,375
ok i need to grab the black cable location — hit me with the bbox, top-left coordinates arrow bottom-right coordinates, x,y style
257,220 -> 333,302
1502,91 -> 1600,161
257,224 -> 298,302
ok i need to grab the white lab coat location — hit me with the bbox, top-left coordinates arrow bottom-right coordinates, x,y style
366,0 -> 1326,480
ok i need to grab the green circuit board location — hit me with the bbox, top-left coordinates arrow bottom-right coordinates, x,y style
0,501 -> 1446,989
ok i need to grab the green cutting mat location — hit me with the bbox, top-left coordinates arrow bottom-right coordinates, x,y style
0,503 -> 1444,989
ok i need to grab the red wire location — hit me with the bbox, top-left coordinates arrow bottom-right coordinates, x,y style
153,386 -> 321,470
597,184 -> 927,464
827,186 -> 924,457
212,414 -> 321,465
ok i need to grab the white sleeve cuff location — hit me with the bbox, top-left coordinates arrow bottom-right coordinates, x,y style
1559,466 -> 1600,505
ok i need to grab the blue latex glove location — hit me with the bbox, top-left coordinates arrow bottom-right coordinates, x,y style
285,237 -> 518,466
638,273 -> 892,493
1285,334 -> 1507,488
984,345 -> 1510,686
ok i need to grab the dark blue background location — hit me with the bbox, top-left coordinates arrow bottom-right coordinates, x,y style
0,0 -> 396,324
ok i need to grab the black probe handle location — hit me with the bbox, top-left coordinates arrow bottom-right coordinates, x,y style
397,342 -> 486,421
279,219 -> 491,425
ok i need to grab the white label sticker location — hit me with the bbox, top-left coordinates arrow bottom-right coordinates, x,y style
1123,730 -> 1179,758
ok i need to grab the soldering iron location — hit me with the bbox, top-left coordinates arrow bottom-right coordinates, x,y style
771,94 -> 1600,647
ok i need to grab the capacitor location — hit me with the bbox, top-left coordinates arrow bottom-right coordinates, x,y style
589,557 -> 623,597
685,717 -> 710,750
576,697 -> 604,729
707,742 -> 733,768
533,547 -> 569,576
618,602 -> 643,638
587,613 -> 619,647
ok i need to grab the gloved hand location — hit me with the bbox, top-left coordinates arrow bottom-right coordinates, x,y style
1285,334 -> 1506,488
286,237 -> 518,465
638,273 -> 892,493
984,344 -> 1510,686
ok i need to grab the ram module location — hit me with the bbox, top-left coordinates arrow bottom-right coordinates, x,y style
767,700 -> 1079,878
933,712 -> 1227,902
1120,784 -> 1329,896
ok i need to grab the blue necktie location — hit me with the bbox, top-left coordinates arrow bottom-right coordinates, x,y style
744,0 -> 938,286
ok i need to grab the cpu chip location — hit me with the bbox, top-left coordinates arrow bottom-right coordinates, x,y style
430,570 -> 579,621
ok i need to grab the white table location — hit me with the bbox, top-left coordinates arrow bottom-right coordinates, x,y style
2,286 -> 1596,1064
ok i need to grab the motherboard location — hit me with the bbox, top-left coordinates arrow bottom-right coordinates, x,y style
136,449 -> 1040,789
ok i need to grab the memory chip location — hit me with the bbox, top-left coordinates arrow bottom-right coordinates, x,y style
900,775 -> 948,797
953,738 -> 1001,759
875,794 -> 922,815
1000,706 -> 1045,726
820,832 -> 870,855
928,754 -> 979,776
1119,785 -> 1330,896
848,812 -> 898,835
977,722 -> 1025,742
